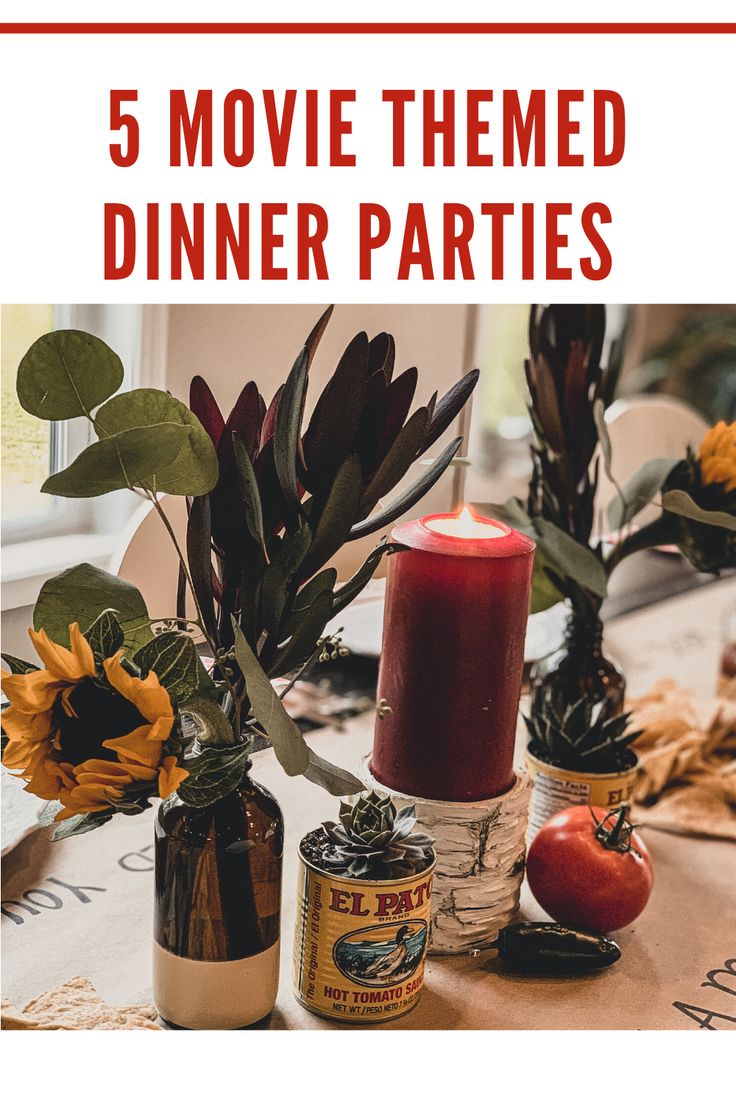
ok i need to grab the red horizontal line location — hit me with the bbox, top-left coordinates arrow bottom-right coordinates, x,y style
0,22 -> 735,35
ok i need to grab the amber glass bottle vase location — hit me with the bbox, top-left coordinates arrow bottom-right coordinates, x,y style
153,761 -> 283,1029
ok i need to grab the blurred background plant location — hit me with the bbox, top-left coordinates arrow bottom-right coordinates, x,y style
622,310 -> 736,424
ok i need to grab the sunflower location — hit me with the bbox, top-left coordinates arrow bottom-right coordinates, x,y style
699,420 -> 736,492
1,624 -> 188,821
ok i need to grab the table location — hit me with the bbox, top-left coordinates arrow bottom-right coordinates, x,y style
3,581 -> 736,1030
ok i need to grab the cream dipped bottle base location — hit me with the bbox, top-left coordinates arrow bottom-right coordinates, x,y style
153,940 -> 280,1029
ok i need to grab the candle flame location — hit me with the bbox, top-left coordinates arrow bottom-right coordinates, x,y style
425,506 -> 506,540
456,506 -> 477,538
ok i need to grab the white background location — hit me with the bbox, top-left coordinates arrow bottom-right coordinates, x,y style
1,13 -> 735,302
2,3 -> 735,1093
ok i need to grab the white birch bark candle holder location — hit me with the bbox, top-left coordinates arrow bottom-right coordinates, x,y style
359,756 -> 531,954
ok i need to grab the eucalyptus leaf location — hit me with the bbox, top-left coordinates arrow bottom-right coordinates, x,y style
42,424 -> 186,497
17,330 -> 124,421
607,457 -> 676,530
533,519 -> 608,598
83,609 -> 124,664
1,654 -> 40,675
94,389 -> 218,496
34,563 -> 153,653
177,745 -> 251,808
662,489 -> 736,531
133,632 -> 201,703
232,621 -> 361,795
349,436 -> 462,540
232,620 -> 309,776
304,749 -> 363,796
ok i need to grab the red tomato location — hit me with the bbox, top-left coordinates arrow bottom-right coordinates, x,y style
526,804 -> 654,934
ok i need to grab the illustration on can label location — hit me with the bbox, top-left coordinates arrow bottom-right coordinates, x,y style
293,856 -> 433,1023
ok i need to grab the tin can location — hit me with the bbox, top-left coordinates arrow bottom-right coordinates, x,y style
525,750 -> 639,841
293,845 -> 435,1024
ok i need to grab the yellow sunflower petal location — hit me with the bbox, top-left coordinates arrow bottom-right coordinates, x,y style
0,704 -> 53,744
2,736 -> 43,773
23,756 -> 76,801
158,756 -> 189,799
103,716 -> 175,769
28,624 -> 95,683
103,653 -> 174,724
73,758 -> 157,786
699,420 -> 736,492
56,783 -> 124,820
1,668 -> 64,713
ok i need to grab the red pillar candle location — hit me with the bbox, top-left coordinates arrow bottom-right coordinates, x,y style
372,508 -> 535,802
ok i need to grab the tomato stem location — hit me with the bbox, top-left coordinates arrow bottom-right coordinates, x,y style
593,803 -> 641,856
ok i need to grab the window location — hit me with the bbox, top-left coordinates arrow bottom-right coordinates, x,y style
1,304 -> 168,612
1,304 -> 59,527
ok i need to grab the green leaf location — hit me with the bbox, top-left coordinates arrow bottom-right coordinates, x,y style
17,330 -> 124,421
608,458 -> 677,530
593,399 -> 614,483
34,563 -> 153,653
232,620 -> 363,796
530,549 -> 565,613
268,589 -> 334,678
1,654 -> 40,675
233,432 -> 266,549
304,749 -> 363,796
42,424 -> 186,497
662,489 -> 736,531
349,436 -> 462,540
232,620 -> 309,776
51,812 -> 113,841
177,745 -> 251,808
274,347 -> 308,518
133,631 -> 201,703
95,389 -> 218,496
533,519 -> 608,598
332,540 -> 404,616
83,610 -> 124,664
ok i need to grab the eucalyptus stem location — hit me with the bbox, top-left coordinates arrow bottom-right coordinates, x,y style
147,491 -> 243,736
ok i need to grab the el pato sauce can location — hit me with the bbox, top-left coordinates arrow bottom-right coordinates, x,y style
293,845 -> 435,1024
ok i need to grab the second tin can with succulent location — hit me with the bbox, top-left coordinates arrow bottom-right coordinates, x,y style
293,792 -> 435,1024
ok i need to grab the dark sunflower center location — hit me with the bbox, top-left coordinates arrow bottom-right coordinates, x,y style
51,679 -> 148,767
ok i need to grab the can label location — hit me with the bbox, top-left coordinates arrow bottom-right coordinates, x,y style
293,857 -> 433,1023
525,752 -> 638,840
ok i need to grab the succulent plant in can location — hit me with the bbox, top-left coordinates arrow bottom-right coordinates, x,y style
321,792 -> 435,880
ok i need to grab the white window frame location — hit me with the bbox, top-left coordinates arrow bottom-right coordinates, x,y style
1,304 -> 169,610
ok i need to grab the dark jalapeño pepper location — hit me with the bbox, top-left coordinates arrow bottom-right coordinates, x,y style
491,921 -> 621,974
